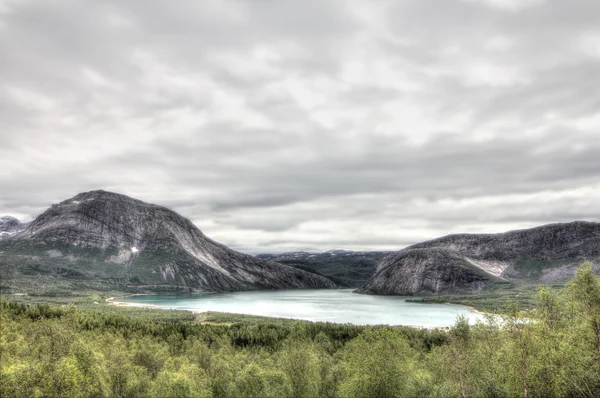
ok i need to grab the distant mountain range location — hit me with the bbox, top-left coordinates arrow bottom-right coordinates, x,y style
257,251 -> 390,287
1,190 -> 598,297
0,190 -> 334,294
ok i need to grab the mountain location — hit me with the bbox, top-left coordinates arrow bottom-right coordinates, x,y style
0,216 -> 21,231
358,221 -> 600,296
0,216 -> 24,240
0,190 -> 335,294
256,251 -> 390,287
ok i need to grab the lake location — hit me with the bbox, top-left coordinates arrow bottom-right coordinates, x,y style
117,289 -> 484,327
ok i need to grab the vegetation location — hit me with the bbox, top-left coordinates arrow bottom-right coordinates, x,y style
1,262 -> 600,397
0,251 -> 206,296
408,281 -> 565,312
257,252 -> 390,287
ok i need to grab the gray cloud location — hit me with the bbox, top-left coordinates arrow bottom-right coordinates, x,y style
1,0 -> 599,253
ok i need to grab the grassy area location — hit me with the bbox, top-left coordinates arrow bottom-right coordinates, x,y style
0,251 -> 208,297
198,311 -> 316,327
1,290 -> 125,306
407,281 -> 565,313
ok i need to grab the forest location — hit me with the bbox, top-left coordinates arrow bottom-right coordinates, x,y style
1,262 -> 599,398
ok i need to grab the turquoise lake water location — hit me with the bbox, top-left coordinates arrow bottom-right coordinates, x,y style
118,289 -> 484,327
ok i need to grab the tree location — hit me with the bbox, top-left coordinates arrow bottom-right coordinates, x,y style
232,363 -> 292,398
569,262 -> 600,363
277,339 -> 320,398
338,328 -> 419,398
149,358 -> 212,398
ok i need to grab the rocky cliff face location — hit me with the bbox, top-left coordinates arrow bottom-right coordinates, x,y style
359,222 -> 600,296
0,190 -> 335,292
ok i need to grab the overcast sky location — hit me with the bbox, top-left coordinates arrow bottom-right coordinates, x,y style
1,0 -> 599,253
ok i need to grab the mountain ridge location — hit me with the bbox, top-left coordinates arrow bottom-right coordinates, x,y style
257,250 -> 390,287
358,221 -> 600,295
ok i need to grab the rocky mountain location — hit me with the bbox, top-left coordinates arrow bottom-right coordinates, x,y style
0,190 -> 335,293
257,250 -> 390,287
0,216 -> 24,239
358,221 -> 600,296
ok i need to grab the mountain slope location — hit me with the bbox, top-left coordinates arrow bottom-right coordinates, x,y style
359,222 -> 600,295
257,250 -> 390,287
0,190 -> 335,293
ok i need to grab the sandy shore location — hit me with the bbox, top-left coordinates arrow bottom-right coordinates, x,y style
106,295 -> 159,309
106,295 -> 211,313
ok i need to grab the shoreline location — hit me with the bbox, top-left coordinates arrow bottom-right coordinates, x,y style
468,306 -> 491,316
105,291 -> 211,308
105,294 -> 471,330
405,298 -> 494,318
106,294 -> 159,309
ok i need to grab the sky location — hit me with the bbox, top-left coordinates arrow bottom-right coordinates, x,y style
1,0 -> 599,254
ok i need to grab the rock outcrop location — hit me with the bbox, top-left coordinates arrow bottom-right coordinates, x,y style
0,190 -> 335,292
358,222 -> 600,295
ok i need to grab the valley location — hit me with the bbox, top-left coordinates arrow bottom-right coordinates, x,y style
1,191 -> 598,315
1,191 -> 599,398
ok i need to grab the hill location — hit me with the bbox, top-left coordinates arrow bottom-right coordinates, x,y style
358,221 -> 600,295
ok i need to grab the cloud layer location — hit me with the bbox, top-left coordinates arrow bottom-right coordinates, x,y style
1,0 -> 599,253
